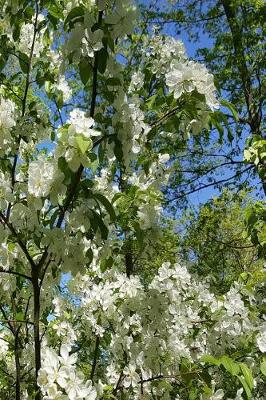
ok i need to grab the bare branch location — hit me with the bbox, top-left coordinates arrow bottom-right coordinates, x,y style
0,268 -> 32,282
166,166 -> 254,203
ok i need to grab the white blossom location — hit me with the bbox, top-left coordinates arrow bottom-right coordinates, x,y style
166,60 -> 219,110
81,29 -> 103,58
28,157 -> 56,198
57,76 -> 72,102
256,325 -> 266,352
67,109 -> 101,138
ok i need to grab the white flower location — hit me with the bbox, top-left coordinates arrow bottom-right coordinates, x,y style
41,347 -> 60,374
0,95 -> 16,154
123,363 -> 139,388
172,264 -> 191,285
147,36 -> 186,76
0,332 -> 9,355
65,371 -> 96,400
235,388 -> 244,400
106,363 -> 119,385
53,321 -> 77,344
0,172 -> 12,201
28,157 -> 56,197
224,288 -> 247,317
157,262 -> 172,281
132,140 -> 141,154
166,60 -> 219,110
256,329 -> 266,352
137,203 -> 161,230
18,14 -> 45,57
57,76 -> 72,102
0,96 -> 16,132
68,109 -> 101,138
158,153 -> 170,164
38,345 -> 96,400
46,383 -> 62,398
129,71 -> 144,93
59,344 -> 77,368
161,37 -> 186,60
210,389 -> 224,400
105,0 -> 137,38
82,29 -> 103,58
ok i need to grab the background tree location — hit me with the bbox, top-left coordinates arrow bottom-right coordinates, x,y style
140,0 -> 265,203
180,190 -> 263,292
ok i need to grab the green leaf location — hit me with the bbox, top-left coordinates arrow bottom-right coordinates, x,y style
202,386 -> 213,396
24,6 -> 35,19
90,159 -> 99,173
220,356 -> 240,376
49,210 -> 59,228
15,312 -> 24,321
57,92 -> 63,109
86,248 -> 93,265
201,355 -> 221,366
12,22 -> 21,41
211,114 -> 224,137
146,94 -> 157,110
221,99 -> 239,121
227,126 -> 234,143
98,143 -> 105,164
93,193 -> 116,222
88,152 -> 97,163
82,179 -> 94,189
89,210 -> 108,240
112,192 -> 124,204
238,376 -> 252,399
107,36 -> 114,51
79,57 -> 92,85
106,77 -> 121,86
100,256 -> 113,273
239,363 -> 254,390
98,47 -> 108,74
114,138 -> 123,162
64,6 -> 84,29
132,222 -> 144,248
75,136 -> 93,154
18,52 -> 29,73
0,56 -> 7,71
260,360 -> 266,376
47,4 -> 63,19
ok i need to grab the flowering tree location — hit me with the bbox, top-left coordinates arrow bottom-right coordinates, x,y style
0,1 -> 265,399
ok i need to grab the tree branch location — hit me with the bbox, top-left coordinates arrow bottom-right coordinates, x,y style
166,165 -> 254,203
0,212 -> 36,270
90,336 -> 100,381
6,0 -> 40,223
0,268 -> 32,282
0,319 -> 34,325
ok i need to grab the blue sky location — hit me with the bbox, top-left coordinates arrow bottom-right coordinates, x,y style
45,1 -> 260,208
136,1 -> 262,207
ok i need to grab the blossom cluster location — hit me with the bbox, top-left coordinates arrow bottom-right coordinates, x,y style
38,345 -> 97,400
40,262 -> 266,400
166,60 -> 219,111
28,156 -> 66,204
113,91 -> 151,163
0,93 -> 16,155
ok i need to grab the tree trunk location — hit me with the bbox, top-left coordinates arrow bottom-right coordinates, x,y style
32,278 -> 41,400
14,330 -> 21,400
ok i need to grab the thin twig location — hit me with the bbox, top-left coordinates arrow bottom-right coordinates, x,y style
0,212 -> 36,269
